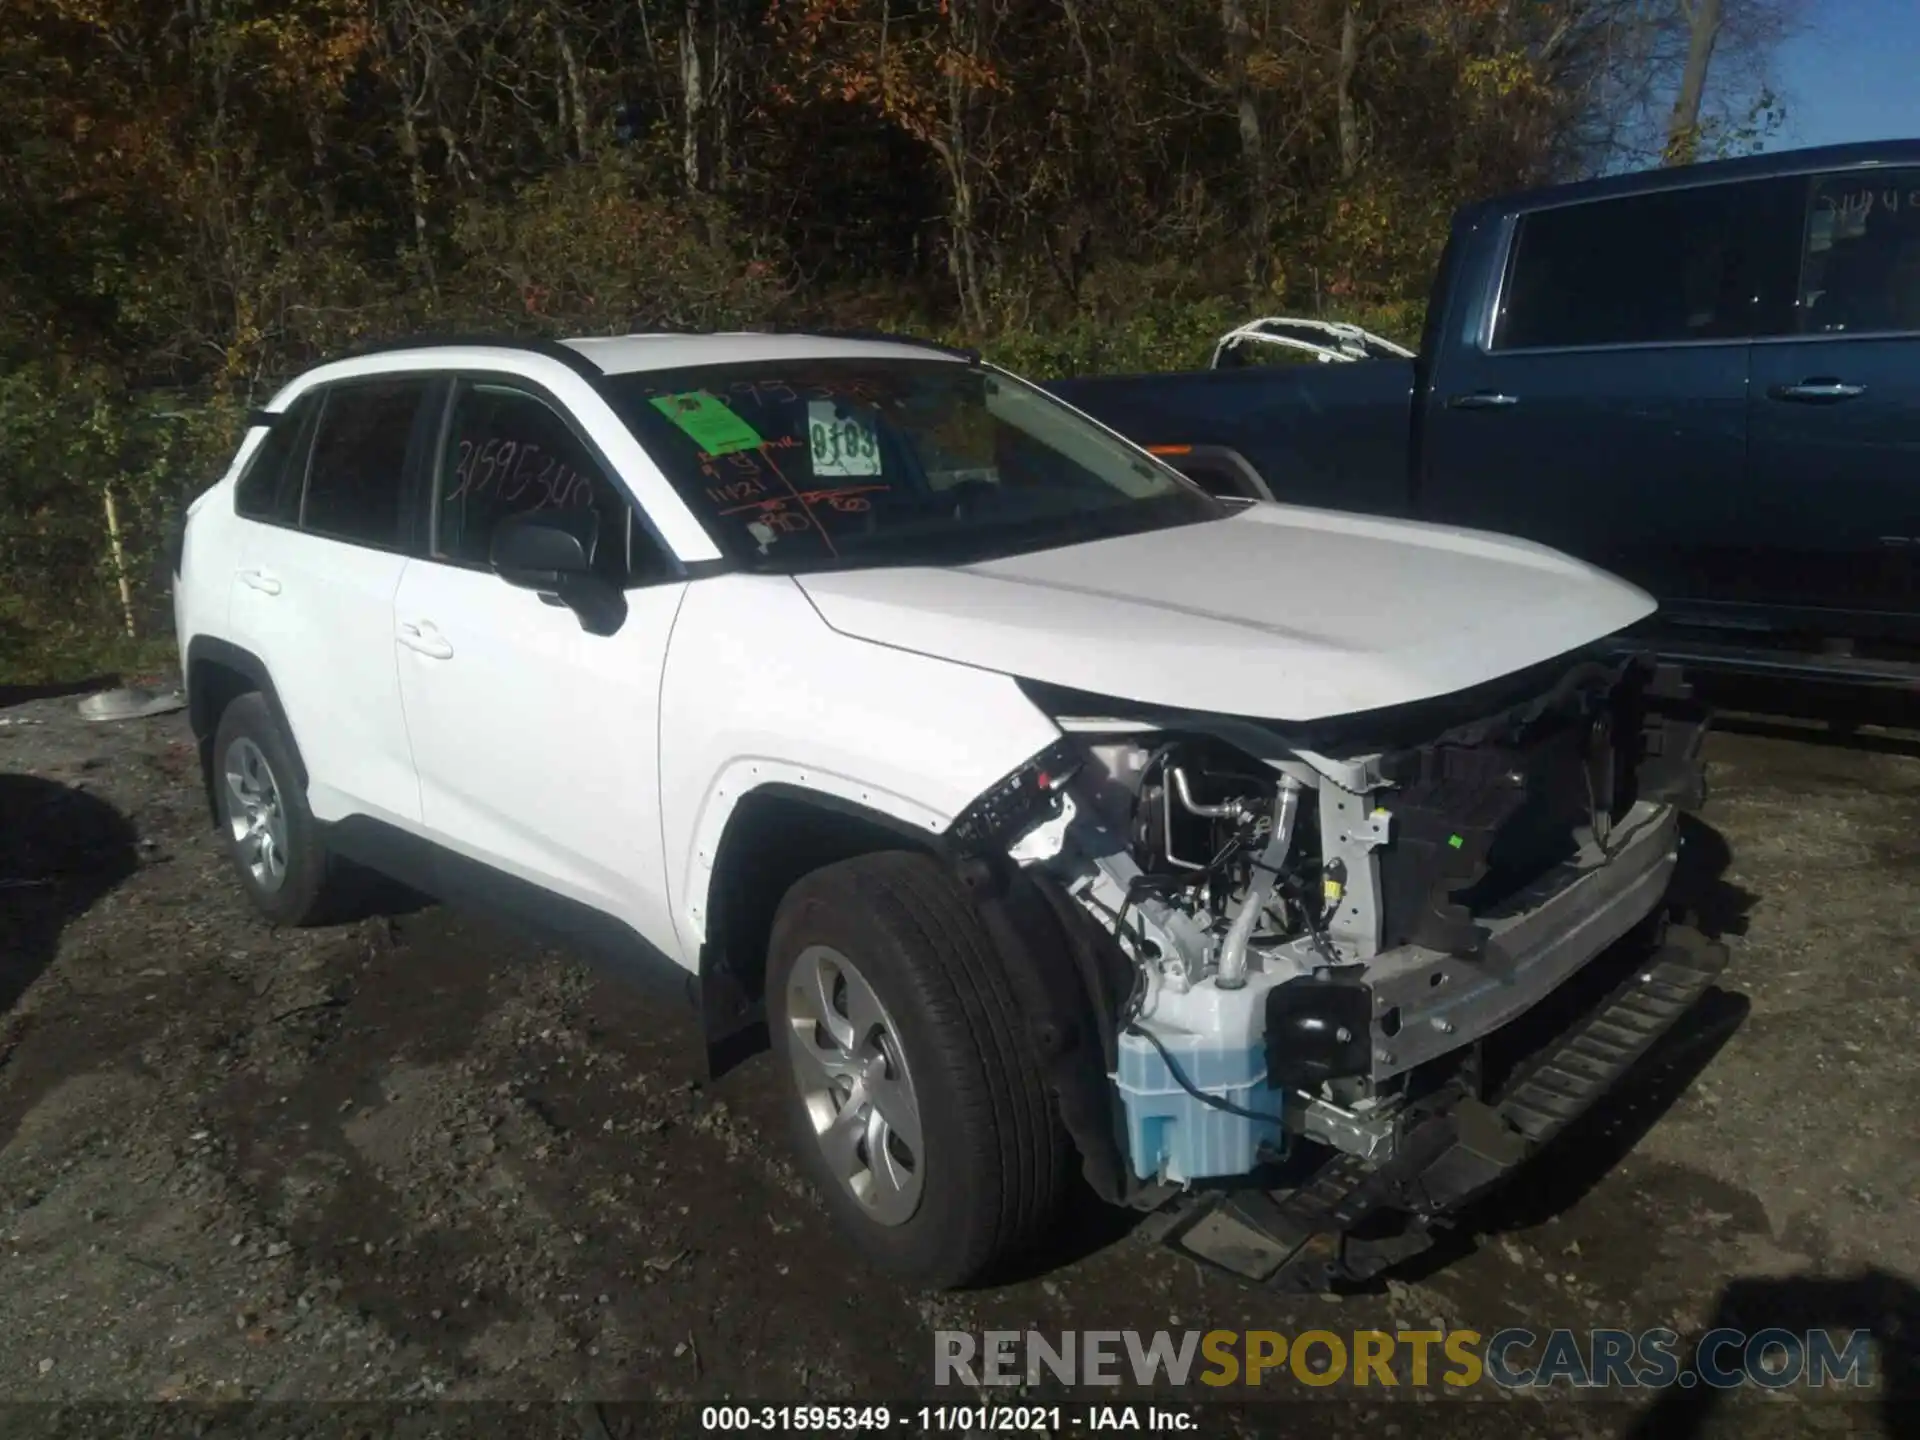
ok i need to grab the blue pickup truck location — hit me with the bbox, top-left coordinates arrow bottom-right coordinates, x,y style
1051,140 -> 1920,693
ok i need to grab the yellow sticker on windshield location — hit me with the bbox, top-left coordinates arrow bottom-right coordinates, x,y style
651,390 -> 764,456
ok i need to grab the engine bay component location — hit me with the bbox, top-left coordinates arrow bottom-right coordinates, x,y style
993,652 -> 1710,1200
1263,974 -> 1373,1089
1215,775 -> 1302,990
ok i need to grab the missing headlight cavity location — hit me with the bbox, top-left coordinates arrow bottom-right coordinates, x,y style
987,721 -> 1391,1187
978,654 -> 1707,1189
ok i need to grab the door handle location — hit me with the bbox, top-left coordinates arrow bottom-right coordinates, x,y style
1769,379 -> 1866,403
396,621 -> 454,660
237,568 -> 282,595
1446,391 -> 1520,410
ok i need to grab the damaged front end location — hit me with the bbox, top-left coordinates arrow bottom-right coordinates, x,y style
956,651 -> 1723,1289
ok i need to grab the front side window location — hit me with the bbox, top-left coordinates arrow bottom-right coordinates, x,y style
602,359 -> 1222,573
1494,177 -> 1803,350
1798,168 -> 1920,334
432,381 -> 649,583
300,379 -> 431,547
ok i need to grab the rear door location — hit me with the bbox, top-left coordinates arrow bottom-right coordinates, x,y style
1419,176 -> 1803,610
226,376 -> 439,827
1745,166 -> 1920,638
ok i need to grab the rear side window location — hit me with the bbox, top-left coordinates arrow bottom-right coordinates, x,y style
1494,177 -> 1803,349
233,394 -> 318,524
1799,168 -> 1920,334
300,379 -> 432,547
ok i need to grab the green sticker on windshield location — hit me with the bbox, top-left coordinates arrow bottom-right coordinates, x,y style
650,390 -> 764,456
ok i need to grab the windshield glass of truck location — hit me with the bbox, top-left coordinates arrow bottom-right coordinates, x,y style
603,358 -> 1222,571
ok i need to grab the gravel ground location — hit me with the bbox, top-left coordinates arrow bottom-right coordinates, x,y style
0,683 -> 1915,1437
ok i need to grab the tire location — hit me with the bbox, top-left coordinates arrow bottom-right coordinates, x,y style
210,691 -> 343,927
767,850 -> 1069,1288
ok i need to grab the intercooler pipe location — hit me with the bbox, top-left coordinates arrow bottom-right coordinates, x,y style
1214,775 -> 1304,990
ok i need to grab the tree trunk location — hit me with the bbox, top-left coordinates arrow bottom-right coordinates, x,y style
710,3 -> 732,188
557,23 -> 591,159
1220,0 -> 1270,288
945,154 -> 983,332
396,102 -> 435,288
680,0 -> 706,189
309,114 -> 336,227
941,0 -> 987,331
1336,2 -> 1361,181
1665,0 -> 1723,165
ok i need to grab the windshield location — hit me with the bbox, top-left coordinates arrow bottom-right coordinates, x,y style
601,358 -> 1223,572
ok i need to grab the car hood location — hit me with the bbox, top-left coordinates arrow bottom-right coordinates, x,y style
792,504 -> 1657,723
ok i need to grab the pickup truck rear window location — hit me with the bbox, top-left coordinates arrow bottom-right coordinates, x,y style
1800,167 -> 1920,334
602,358 -> 1223,573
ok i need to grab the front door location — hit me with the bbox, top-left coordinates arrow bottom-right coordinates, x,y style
391,376 -> 689,962
1419,176 -> 1804,614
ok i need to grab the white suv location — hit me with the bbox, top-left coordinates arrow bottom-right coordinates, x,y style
173,331 -> 1720,1290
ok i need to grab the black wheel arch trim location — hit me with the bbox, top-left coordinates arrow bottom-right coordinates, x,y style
695,781 -> 946,1080
697,778 -> 1142,1206
184,635 -> 310,821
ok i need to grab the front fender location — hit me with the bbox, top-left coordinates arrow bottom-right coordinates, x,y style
657,574 -> 1060,951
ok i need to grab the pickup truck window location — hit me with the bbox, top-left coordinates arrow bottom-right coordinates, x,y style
1494,177 -> 1802,350
603,359 -> 1223,573
1800,168 -> 1920,334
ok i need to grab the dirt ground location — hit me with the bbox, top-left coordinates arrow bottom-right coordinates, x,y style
1,678 -> 1915,1437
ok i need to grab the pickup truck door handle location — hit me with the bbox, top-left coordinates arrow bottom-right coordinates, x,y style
237,568 -> 282,596
1769,379 -> 1867,403
1446,391 -> 1520,410
396,621 -> 454,660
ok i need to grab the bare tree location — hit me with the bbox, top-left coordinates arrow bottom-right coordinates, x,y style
1336,1 -> 1361,181
681,0 -> 706,189
1219,0 -> 1270,287
1665,0 -> 1723,163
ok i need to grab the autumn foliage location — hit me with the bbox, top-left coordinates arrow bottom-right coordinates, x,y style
0,0 -> 1792,669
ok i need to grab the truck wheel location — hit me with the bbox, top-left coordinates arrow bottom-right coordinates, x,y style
767,850 -> 1069,1288
211,692 -> 344,928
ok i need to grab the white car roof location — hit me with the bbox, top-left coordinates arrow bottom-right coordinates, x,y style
560,331 -> 967,374
266,330 -> 971,414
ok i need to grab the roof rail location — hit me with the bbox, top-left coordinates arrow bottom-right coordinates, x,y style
329,331 -> 607,378
327,325 -> 979,375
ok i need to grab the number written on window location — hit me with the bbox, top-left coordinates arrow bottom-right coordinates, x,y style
435,383 -> 635,581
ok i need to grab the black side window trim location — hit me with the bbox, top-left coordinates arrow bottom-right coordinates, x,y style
420,370 -> 686,590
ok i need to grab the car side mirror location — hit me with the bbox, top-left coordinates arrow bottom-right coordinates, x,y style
490,509 -> 596,589
489,509 -> 626,637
